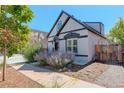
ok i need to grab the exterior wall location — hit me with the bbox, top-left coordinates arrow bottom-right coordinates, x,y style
59,29 -> 89,53
48,37 -> 54,53
88,31 -> 108,61
78,37 -> 88,56
49,13 -> 68,37
76,37 -> 89,65
61,18 -> 84,33
59,29 -> 90,65
48,42 -> 54,53
48,37 -> 54,41
58,40 -> 66,53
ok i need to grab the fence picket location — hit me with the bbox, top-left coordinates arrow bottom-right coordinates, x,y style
95,44 -> 124,63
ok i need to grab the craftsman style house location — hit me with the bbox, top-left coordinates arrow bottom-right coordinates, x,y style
47,11 -> 108,65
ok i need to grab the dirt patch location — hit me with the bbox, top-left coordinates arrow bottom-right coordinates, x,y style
64,62 -> 109,83
0,65 -> 43,88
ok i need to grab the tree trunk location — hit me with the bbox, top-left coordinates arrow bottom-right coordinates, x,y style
2,45 -> 6,81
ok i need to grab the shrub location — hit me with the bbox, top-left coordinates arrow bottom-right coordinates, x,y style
34,51 -> 48,66
34,51 -> 75,69
46,51 -> 74,69
22,42 -> 43,62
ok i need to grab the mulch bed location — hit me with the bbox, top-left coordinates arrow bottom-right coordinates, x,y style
63,62 -> 109,83
0,65 -> 43,88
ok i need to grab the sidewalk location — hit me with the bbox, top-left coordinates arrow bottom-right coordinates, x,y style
0,54 -> 27,64
11,63 -> 103,88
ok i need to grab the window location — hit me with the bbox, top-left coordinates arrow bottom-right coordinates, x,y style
67,39 -> 78,53
56,20 -> 62,31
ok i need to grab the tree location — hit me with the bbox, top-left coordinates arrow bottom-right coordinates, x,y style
0,5 -> 34,81
106,17 -> 124,44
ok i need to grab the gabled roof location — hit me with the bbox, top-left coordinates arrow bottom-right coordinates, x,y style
47,11 -> 63,38
47,11 -> 106,39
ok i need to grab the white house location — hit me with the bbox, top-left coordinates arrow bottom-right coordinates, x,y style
47,11 -> 108,65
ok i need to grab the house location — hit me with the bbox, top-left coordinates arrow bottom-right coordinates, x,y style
30,29 -> 48,50
47,11 -> 108,65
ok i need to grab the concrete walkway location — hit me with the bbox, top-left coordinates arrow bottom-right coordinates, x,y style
11,63 -> 103,88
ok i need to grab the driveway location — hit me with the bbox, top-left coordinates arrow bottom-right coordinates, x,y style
11,63 -> 102,88
95,63 -> 124,88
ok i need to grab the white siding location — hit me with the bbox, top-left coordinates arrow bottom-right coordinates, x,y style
88,31 -> 108,61
59,29 -> 88,38
48,37 -> 54,41
49,13 -> 68,37
59,40 -> 66,53
78,37 -> 88,56
48,42 -> 54,53
61,18 -> 84,32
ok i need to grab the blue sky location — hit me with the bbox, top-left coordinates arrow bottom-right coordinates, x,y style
28,5 -> 124,34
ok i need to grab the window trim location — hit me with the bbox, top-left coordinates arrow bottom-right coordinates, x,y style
66,38 -> 78,54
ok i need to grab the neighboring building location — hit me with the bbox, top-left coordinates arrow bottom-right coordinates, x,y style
30,29 -> 48,49
47,11 -> 108,65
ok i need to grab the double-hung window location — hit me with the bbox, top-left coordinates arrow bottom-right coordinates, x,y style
67,39 -> 78,53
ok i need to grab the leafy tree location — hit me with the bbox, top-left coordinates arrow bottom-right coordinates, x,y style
0,5 -> 34,81
106,17 -> 124,44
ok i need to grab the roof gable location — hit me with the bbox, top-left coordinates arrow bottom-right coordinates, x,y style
47,11 -> 69,37
47,11 -> 106,39
60,17 -> 85,33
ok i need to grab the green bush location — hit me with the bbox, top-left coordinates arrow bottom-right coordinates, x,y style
22,42 -> 43,62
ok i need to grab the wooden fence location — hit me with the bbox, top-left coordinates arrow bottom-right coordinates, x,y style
95,44 -> 124,63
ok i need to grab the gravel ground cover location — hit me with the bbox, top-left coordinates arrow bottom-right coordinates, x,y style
64,62 -> 109,83
95,64 -> 124,88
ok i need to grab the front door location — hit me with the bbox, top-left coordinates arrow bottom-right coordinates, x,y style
55,42 -> 59,51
